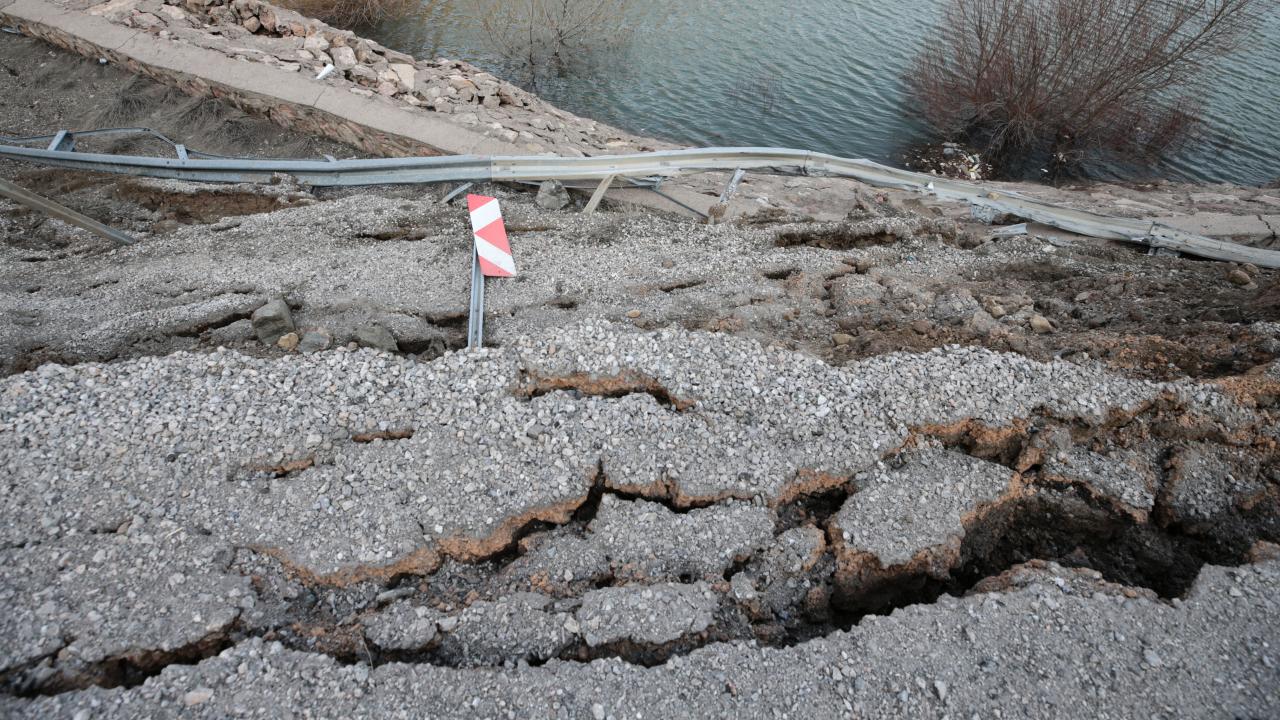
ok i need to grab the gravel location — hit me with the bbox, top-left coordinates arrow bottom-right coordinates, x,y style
2,558 -> 1276,718
575,582 -> 718,648
503,495 -> 775,589
831,446 -> 1016,568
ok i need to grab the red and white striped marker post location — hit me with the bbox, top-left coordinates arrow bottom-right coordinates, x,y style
465,194 -> 516,348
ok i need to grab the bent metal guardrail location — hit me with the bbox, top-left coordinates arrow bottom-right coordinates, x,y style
1,128 -> 1276,268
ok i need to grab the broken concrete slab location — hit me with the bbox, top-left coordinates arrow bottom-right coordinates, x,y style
1161,442 -> 1274,525
433,592 -> 574,666
575,582 -> 718,648
830,446 -> 1017,572
1035,435 -> 1158,521
505,495 -> 774,591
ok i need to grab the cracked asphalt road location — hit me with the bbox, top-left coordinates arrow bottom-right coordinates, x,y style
3,22 -> 1280,718
1,320 -> 1278,716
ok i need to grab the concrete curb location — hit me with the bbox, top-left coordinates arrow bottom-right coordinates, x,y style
0,0 -> 752,219
0,0 -> 520,158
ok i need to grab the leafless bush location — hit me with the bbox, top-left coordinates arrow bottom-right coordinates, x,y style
278,0 -> 416,29
908,0 -> 1260,178
469,0 -> 636,86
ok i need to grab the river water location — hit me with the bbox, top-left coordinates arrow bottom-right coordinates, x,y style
366,1 -> 1280,185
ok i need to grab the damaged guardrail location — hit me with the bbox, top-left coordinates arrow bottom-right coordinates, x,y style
1,128 -> 1276,268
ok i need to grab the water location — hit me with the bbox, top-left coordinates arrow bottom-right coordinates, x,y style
366,1 -> 1280,186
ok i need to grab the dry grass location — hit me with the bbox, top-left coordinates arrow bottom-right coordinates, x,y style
276,0 -> 416,29
469,0 -> 638,86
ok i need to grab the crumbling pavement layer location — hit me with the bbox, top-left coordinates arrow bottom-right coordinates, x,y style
1,320 -> 1279,715
6,184 -> 1280,381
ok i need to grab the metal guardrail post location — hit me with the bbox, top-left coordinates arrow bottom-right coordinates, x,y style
708,167 -> 747,224
466,245 -> 485,349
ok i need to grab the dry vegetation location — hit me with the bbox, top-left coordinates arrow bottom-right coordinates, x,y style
276,0 -> 416,29
908,0 -> 1261,178
469,0 -> 637,86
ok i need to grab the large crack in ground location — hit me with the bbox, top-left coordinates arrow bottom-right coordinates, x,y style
3,322 -> 1278,701
6,395 -> 1274,696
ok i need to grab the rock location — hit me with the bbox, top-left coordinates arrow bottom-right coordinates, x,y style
447,75 -> 476,92
376,81 -> 398,97
535,180 -> 571,210
302,34 -> 329,53
251,299 -> 295,345
353,39 -> 375,63
355,325 -> 398,352
242,15 -> 259,32
183,688 -> 214,706
592,703 -> 606,720
625,310 -> 642,319
1030,314 -> 1054,334
276,332 -> 300,351
348,65 -> 378,85
330,46 -> 357,70
298,330 -> 331,353
209,318 -> 254,345
389,63 -> 416,91
832,333 -> 854,346
1227,269 -> 1252,287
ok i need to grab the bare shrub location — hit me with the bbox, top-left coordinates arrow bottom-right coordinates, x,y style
277,0 -> 416,29
908,0 -> 1261,178
469,0 -> 637,87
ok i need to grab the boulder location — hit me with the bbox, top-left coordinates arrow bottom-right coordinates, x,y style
302,34 -> 329,53
348,65 -> 378,85
330,46 -> 357,70
535,180 -> 571,210
251,299 -> 295,345
389,63 -> 416,91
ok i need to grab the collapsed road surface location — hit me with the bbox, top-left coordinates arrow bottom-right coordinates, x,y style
1,316 -> 1279,718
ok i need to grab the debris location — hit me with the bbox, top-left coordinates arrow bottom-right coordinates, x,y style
252,298 -> 296,345
990,223 -> 1028,238
298,329 -> 332,353
535,180 -> 571,210
276,331 -> 300,351
354,325 -> 397,352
